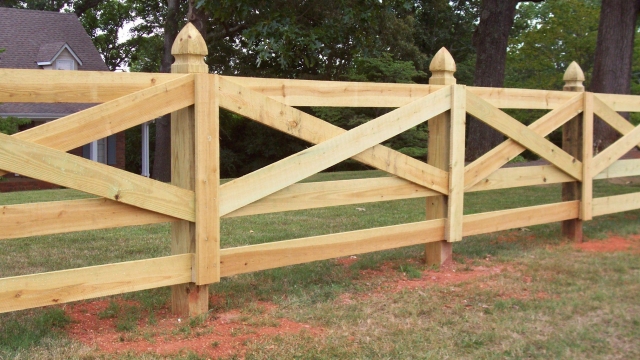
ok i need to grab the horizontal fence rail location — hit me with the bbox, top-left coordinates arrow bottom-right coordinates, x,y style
1,44 -> 640,316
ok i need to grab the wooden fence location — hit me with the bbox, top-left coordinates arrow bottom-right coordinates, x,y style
1,23 -> 640,315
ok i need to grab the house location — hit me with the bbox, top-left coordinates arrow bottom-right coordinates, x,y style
0,7 -> 125,191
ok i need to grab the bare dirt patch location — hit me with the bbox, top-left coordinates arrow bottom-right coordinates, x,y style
391,264 -> 504,293
575,234 -> 640,253
64,298 -> 322,359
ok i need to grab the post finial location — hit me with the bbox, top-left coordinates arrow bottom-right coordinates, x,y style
429,47 -> 456,85
171,22 -> 208,74
563,61 -> 585,91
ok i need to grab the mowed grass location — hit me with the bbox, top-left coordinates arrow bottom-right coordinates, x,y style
1,170 -> 640,359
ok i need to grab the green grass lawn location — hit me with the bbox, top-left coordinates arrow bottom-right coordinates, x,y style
1,171 -> 640,359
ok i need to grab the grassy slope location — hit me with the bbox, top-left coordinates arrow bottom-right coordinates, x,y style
1,170 -> 639,359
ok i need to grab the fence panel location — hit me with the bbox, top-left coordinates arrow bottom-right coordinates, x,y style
1,38 -> 639,316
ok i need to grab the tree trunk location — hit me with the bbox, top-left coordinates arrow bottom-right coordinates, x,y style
589,0 -> 640,153
465,0 -> 544,161
187,0 -> 208,39
152,0 -> 181,182
465,0 -> 519,161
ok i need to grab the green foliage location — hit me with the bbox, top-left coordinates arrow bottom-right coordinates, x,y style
413,0 -> 479,84
79,0 -> 135,71
97,300 -> 120,319
0,308 -> 70,352
0,116 -> 31,135
507,0 -> 600,90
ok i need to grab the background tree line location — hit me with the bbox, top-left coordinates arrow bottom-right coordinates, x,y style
1,0 -> 638,180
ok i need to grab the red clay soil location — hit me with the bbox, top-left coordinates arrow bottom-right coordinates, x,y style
64,235 -> 640,358
391,263 -> 504,293
574,234 -> 640,253
64,299 -> 322,359
337,257 -> 505,296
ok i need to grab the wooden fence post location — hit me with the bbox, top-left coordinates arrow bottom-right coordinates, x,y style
170,23 -> 211,316
426,48 -> 456,265
561,61 -> 585,242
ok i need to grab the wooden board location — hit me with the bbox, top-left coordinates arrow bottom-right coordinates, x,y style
194,74 -> 220,284
592,123 -> 640,176
0,198 -> 176,240
463,201 -> 579,236
594,159 -> 640,179
0,132 -> 195,221
1,159 -> 635,242
220,219 -> 446,277
10,75 -> 194,153
220,200 -> 579,277
221,76 -> 437,107
223,176 -> 438,218
581,92 -> 593,220
469,86 -> 578,110
596,93 -> 640,112
0,69 -> 183,103
223,76 -> 576,109
0,254 -> 192,313
0,75 -> 195,178
593,95 -> 640,151
219,86 -> 452,216
446,85 -> 466,242
466,91 -> 582,181
464,93 -> 583,189
467,165 -> 573,191
218,77 -> 449,195
592,193 -> 640,217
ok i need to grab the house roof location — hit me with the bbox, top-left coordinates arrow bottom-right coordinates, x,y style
36,42 -> 84,66
0,102 -> 97,120
0,8 -> 107,119
0,7 -> 107,71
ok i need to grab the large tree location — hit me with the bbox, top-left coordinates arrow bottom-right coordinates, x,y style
589,0 -> 640,153
150,0 -> 183,182
465,0 -> 543,162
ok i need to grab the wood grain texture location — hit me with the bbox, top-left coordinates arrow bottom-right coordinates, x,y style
464,94 -> 583,189
220,219 -> 446,277
591,123 -> 640,176
463,201 -> 579,237
594,159 -> 640,179
0,255 -> 192,313
0,75 -> 195,178
596,93 -> 640,112
12,75 -> 194,152
592,192 -> 640,217
223,177 -> 438,218
219,86 -> 452,217
223,76 -> 576,109
219,201 -> 580,277
467,165 -> 573,191
466,91 -> 583,181
0,199 -> 176,240
424,66 -> 453,267
581,92 -> 594,220
0,69 -> 182,103
0,133 -> 195,221
593,95 -> 640,150
194,74 -> 220,284
218,77 -> 449,195
446,85 -> 466,242
170,23 -> 209,317
1,160 -> 633,241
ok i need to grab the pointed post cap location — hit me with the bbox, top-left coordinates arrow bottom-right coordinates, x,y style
171,23 -> 208,74
429,47 -> 456,85
563,61 -> 585,91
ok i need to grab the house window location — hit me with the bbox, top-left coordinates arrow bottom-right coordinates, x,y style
82,135 -> 117,165
56,59 -> 74,70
